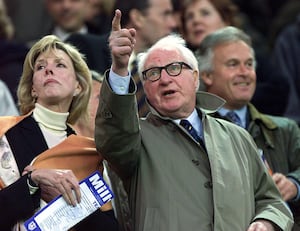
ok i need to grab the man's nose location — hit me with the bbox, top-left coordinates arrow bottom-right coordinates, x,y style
238,64 -> 252,75
160,69 -> 171,82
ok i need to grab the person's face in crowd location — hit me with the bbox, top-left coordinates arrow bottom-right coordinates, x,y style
138,0 -> 177,50
143,49 -> 199,119
202,41 -> 256,110
183,0 -> 227,47
46,0 -> 87,32
85,0 -> 102,22
31,49 -> 82,112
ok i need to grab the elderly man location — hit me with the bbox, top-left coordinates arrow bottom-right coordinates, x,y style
198,26 -> 300,230
95,10 -> 293,231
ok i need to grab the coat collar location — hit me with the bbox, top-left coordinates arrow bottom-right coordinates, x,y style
248,103 -> 277,129
0,113 -> 31,137
1,113 -> 76,172
0,112 -> 75,137
247,103 -> 277,148
147,91 -> 226,120
4,114 -> 49,172
204,103 -> 278,149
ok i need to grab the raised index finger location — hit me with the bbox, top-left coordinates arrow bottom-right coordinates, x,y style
111,9 -> 122,32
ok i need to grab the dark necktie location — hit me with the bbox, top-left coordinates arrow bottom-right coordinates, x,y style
180,119 -> 206,151
131,60 -> 150,117
226,111 -> 242,127
180,119 -> 201,142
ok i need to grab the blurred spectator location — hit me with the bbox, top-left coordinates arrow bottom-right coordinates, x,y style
268,0 -> 300,49
114,0 -> 177,117
0,0 -> 29,103
115,0 -> 177,54
66,32 -> 111,74
180,0 -> 240,52
84,0 -> 114,35
53,0 -> 113,75
4,0 -> 52,44
0,79 -> 18,115
231,0 -> 293,43
171,0 -> 184,34
179,0 -> 288,116
270,14 -> 300,125
45,0 -> 90,41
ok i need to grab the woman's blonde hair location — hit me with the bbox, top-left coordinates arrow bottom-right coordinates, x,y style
17,35 -> 92,124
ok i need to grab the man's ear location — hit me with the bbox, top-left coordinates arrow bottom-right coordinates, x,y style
129,9 -> 145,29
192,70 -> 200,91
201,71 -> 213,87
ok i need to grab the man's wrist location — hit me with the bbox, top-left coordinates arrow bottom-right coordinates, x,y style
288,177 -> 300,201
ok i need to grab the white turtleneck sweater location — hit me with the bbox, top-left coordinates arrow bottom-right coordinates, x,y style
32,103 -> 69,148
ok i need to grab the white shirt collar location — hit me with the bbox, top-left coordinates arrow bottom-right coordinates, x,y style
218,106 -> 247,128
174,109 -> 202,136
52,25 -> 88,41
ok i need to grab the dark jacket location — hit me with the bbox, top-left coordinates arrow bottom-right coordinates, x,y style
214,103 -> 300,226
66,33 -> 111,75
0,39 -> 29,102
271,15 -> 300,123
247,103 -> 300,225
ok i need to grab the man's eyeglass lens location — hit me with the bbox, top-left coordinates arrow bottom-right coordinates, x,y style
142,62 -> 192,82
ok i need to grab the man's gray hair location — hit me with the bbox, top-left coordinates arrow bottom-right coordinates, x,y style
137,33 -> 199,82
196,26 -> 256,73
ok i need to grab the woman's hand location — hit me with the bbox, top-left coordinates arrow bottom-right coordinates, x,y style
23,166 -> 81,206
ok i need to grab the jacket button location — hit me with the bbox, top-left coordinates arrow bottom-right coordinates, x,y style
103,110 -> 112,118
204,181 -> 212,188
192,159 -> 200,165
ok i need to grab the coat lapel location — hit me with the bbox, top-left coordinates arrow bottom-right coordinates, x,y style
5,115 -> 48,172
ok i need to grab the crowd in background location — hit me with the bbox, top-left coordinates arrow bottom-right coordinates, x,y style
1,0 -> 300,121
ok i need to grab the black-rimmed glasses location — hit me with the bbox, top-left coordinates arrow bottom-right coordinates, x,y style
142,62 -> 193,82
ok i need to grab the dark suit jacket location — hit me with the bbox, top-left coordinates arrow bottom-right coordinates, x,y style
0,39 -> 29,103
0,115 -> 118,231
66,33 -> 111,75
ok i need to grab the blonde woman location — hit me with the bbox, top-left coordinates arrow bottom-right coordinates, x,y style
0,35 -> 118,230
